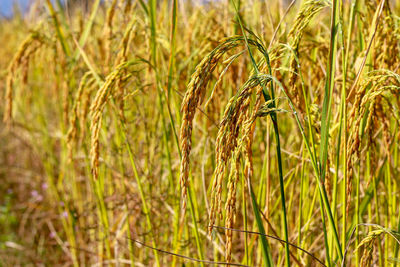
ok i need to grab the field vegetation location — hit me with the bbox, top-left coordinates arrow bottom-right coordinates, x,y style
1,0 -> 400,266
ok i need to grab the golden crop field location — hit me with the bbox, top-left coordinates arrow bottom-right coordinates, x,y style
1,0 -> 400,266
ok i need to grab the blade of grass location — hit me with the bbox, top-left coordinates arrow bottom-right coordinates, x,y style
231,1 -> 290,265
318,0 -> 344,261
45,0 -> 71,57
72,0 -> 101,62
248,176 -> 273,267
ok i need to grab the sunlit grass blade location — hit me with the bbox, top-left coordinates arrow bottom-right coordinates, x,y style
248,177 -> 274,267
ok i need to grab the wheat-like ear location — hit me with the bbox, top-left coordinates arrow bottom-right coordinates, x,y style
78,79 -> 97,143
180,36 -> 273,214
357,229 -> 384,266
288,0 -> 327,45
103,0 -> 118,70
208,74 -> 272,232
356,225 -> 400,266
3,32 -> 44,124
224,82 -> 266,262
346,70 -> 400,215
179,37 -> 242,214
206,74 -> 278,264
90,61 -> 137,180
113,16 -> 137,121
287,0 -> 327,111
67,71 -> 94,161
369,0 -> 400,69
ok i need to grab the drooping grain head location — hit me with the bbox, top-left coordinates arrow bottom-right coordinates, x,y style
3,33 -> 44,124
368,0 -> 400,70
224,84 -> 265,262
180,36 -> 273,216
357,228 -> 386,266
204,74 -> 275,263
67,72 -> 93,161
103,0 -> 118,71
179,37 -> 244,214
286,0 -> 327,112
90,63 -> 132,180
113,17 -> 137,122
346,70 -> 400,214
208,75 -> 269,231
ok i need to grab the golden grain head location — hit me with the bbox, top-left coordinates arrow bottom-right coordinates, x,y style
3,32 -> 45,124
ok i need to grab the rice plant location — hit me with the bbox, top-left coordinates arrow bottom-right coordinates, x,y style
1,0 -> 400,266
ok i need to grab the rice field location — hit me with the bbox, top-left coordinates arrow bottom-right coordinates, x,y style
1,0 -> 400,266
